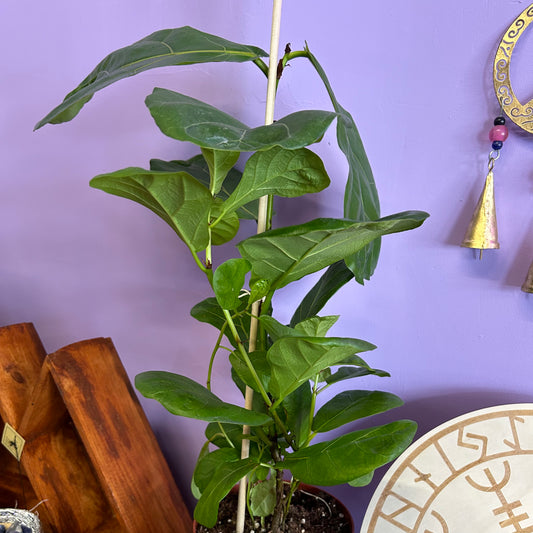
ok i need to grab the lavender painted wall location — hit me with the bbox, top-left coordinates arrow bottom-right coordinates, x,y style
2,0 -> 533,528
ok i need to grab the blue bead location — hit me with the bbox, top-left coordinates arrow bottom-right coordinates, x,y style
492,140 -> 503,150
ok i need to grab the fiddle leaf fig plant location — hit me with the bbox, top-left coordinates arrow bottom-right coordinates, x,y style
37,25 -> 428,531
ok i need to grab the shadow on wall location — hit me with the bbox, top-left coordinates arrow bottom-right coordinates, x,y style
334,388 -> 533,530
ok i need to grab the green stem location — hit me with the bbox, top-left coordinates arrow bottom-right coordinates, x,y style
190,248 -> 209,274
206,324 -> 229,391
215,422 -> 236,448
221,309 -> 294,445
253,57 -> 269,77
222,309 -> 272,408
307,374 -> 319,438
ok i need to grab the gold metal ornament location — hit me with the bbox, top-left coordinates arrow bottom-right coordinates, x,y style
494,4 -> 533,133
521,260 -> 533,293
461,165 -> 500,259
494,4 -> 533,290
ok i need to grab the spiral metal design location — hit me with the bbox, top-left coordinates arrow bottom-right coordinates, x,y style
493,4 -> 533,134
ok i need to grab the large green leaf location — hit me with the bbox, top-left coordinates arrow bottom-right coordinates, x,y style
218,146 -> 330,219
260,316 -> 301,342
312,390 -> 403,433
282,420 -> 417,485
229,350 -> 271,394
135,371 -> 272,426
282,381 -> 313,449
205,422 -> 249,449
193,447 -> 241,496
194,459 -> 258,527
35,27 -> 267,129
190,296 -> 249,349
145,88 -> 337,151
209,199 -> 240,246
306,47 -> 381,283
290,261 -> 353,327
151,155 -> 258,220
191,441 -> 211,499
260,315 -> 338,342
267,337 -> 375,400
324,366 -> 390,385
90,167 -> 213,252
201,148 -> 240,195
238,211 -> 429,289
250,478 -> 277,517
213,258 -> 251,310
293,315 -> 339,337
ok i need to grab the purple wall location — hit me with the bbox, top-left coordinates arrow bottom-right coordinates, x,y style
2,1 -> 533,528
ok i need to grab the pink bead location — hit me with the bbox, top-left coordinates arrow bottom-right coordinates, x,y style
489,125 -> 508,142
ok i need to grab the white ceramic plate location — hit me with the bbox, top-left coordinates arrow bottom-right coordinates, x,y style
361,404 -> 533,533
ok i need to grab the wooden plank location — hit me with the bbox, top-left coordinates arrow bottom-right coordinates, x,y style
48,338 -> 192,533
0,446 -> 38,510
22,428 -> 120,532
0,324 -> 45,426
19,361 -> 68,439
17,360 -> 114,532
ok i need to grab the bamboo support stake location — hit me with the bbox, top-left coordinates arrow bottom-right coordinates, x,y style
235,1 -> 283,532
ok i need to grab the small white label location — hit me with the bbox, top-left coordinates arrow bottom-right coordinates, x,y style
1,423 -> 25,461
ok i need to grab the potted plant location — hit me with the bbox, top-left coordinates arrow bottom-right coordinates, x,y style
35,13 -> 428,533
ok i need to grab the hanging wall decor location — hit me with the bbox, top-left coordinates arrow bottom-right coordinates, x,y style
463,3 -> 533,292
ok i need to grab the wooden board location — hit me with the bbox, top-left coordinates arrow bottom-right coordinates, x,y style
0,323 -> 192,532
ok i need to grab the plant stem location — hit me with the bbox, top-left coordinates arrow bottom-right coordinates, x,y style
271,453 -> 286,531
236,3 -> 283,531
222,309 -> 272,407
206,325 -> 228,391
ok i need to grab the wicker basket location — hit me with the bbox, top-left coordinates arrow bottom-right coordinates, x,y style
0,509 -> 41,532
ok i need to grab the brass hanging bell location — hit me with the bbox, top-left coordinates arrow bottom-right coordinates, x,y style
461,169 -> 499,258
521,260 -> 533,293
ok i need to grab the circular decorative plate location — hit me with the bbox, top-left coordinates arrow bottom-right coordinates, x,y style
361,404 -> 533,533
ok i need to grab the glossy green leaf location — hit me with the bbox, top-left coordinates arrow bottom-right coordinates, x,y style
306,47 -> 381,283
324,366 -> 390,385
267,337 -> 375,400
145,88 -> 337,151
249,278 -> 270,305
205,422 -> 247,449
191,441 -> 211,499
312,390 -> 403,433
229,350 -> 271,394
194,459 -> 258,527
282,420 -> 417,485
151,155 -> 258,220
193,447 -> 240,497
90,167 -> 212,252
294,315 -> 339,337
35,27 -> 267,129
290,261 -> 353,327
238,211 -> 429,289
260,316 -> 299,342
213,258 -> 251,310
209,199 -> 240,246
250,478 -> 276,517
201,148 -> 240,195
260,315 -> 338,342
190,297 -> 249,349
218,146 -> 330,218
135,371 -> 271,426
348,471 -> 374,487
282,381 -> 312,449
